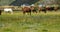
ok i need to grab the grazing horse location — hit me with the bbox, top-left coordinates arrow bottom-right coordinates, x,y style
30,6 -> 37,13
54,7 -> 60,11
46,6 -> 54,11
38,7 -> 46,13
4,8 -> 13,14
22,6 -> 31,15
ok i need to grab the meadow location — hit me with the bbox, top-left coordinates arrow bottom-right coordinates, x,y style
0,11 -> 60,32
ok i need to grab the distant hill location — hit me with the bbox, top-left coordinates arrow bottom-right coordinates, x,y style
0,0 -> 15,5
0,0 -> 39,6
10,0 -> 39,6
0,0 -> 60,6
36,0 -> 60,5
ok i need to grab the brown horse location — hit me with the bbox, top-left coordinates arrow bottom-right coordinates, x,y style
22,6 -> 31,15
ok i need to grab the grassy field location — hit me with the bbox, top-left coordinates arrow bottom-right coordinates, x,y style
0,11 -> 60,32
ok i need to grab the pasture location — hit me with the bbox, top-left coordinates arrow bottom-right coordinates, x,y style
0,11 -> 60,32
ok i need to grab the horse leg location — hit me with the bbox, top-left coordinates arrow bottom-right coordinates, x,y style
30,11 -> 31,15
42,9 -> 46,13
0,10 -> 1,15
27,11 -> 31,15
28,11 -> 31,15
43,10 -> 46,13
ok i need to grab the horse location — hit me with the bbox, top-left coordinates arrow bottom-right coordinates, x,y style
46,6 -> 55,11
4,8 -> 13,14
22,6 -> 31,15
38,7 -> 46,13
30,6 -> 37,13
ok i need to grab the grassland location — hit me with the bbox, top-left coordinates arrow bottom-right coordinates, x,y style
0,11 -> 60,32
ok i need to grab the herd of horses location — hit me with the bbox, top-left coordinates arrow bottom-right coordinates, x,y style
22,6 -> 60,15
0,6 -> 60,15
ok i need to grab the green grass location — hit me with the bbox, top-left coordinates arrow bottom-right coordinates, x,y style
0,11 -> 60,32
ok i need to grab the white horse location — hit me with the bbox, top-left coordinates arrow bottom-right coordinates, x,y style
4,8 -> 13,14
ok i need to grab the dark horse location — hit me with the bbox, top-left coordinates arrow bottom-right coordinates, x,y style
38,7 -> 46,13
30,6 -> 37,13
22,7 -> 31,15
46,6 -> 55,11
